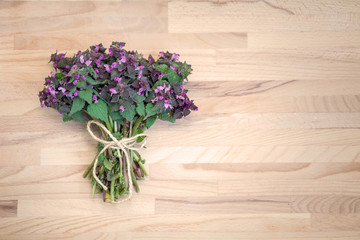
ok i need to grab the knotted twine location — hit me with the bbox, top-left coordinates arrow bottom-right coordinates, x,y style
87,120 -> 148,204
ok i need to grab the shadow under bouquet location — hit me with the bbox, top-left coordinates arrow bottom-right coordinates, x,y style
38,42 -> 198,203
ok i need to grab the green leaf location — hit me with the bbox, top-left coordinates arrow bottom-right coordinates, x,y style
136,102 -> 145,116
121,105 -> 136,121
146,103 -> 154,116
98,142 -> 104,152
159,112 -> 175,123
89,67 -> 98,79
110,111 -> 123,121
129,88 -> 145,103
166,69 -> 182,85
133,93 -> 145,103
76,80 -> 87,89
145,116 -> 156,129
69,97 -> 85,115
87,99 -> 108,122
85,76 -> 108,86
153,80 -> 169,88
98,153 -> 105,165
85,76 -> 98,85
153,101 -> 164,112
71,111 -> 84,122
59,105 -> 70,113
154,64 -> 168,73
79,67 -> 89,76
145,103 -> 159,117
113,132 -> 121,140
133,128 -> 146,143
62,113 -> 72,122
69,86 -> 77,95
79,88 -> 93,104
55,73 -> 66,80
103,159 -> 113,170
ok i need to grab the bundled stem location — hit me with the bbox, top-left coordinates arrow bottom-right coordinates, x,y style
83,118 -> 147,202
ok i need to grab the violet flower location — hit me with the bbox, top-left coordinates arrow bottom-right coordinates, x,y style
109,88 -> 118,96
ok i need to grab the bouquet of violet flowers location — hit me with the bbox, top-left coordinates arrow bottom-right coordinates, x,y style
38,42 -> 198,203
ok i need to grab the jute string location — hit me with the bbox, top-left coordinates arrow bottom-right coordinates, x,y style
87,120 -> 147,204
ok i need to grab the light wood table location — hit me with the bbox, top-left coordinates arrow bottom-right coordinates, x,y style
0,0 -> 359,239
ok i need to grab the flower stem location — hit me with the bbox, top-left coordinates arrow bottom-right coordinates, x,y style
123,118 -> 127,137
132,116 -> 144,136
110,177 -> 115,202
137,161 -> 148,177
83,158 -> 95,178
129,121 -> 133,137
91,182 -> 96,198
131,170 -> 140,192
114,120 -> 118,133
132,150 -> 148,176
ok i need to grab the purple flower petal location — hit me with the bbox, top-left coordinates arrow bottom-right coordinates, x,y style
109,88 -> 118,96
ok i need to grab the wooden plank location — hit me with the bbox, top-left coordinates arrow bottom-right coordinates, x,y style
248,31 -> 360,48
40,146 -> 99,165
0,233 -> 132,240
0,182 -> 93,200
141,145 -> 360,163
3,78 -> 360,101
14,33 -> 246,50
170,1 -> 360,16
0,17 -> 167,34
0,34 -> 13,50
17,197 -> 155,216
191,63 -> 360,81
155,196 -> 292,214
0,165 -> 87,184
291,195 -> 360,214
216,49 -> 360,75
39,145 -> 360,165
155,195 -> 360,214
144,129 -> 360,146
150,112 -> 360,130
0,146 -> 40,166
2,50 -> 360,81
0,180 -> 217,200
0,0 -> 359,238
193,95 -> 360,113
1,125 -> 360,147
3,95 -> 360,117
311,214 -> 360,231
2,232 -> 359,240
0,1 -> 167,18
0,49 -> 213,75
0,214 -> 311,233
2,113 -> 360,136
149,163 -> 360,180
218,180 -> 360,197
0,200 -> 17,217
186,80 -> 360,97
132,231 -> 360,240
3,78 -> 360,102
168,2 -> 360,33
169,14 -> 360,33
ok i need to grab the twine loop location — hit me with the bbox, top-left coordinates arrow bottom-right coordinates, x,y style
87,120 -> 147,204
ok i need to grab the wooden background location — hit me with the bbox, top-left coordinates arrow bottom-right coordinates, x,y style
0,0 -> 360,239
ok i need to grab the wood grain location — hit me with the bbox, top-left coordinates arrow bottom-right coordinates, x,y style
155,195 -> 360,214
168,2 -> 360,33
1,0 -> 359,239
0,214 -> 311,234
0,200 -> 17,217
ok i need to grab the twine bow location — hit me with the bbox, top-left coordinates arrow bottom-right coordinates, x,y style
87,120 -> 148,204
